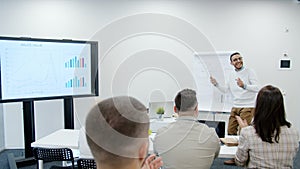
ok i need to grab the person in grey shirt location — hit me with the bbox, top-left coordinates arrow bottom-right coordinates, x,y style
154,89 -> 220,169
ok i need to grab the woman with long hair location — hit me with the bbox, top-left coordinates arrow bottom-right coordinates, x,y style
234,85 -> 299,168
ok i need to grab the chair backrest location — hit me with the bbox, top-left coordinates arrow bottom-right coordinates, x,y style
77,158 -> 97,169
33,147 -> 75,169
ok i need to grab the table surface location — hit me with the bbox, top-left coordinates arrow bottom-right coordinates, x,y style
32,128 -> 237,158
31,129 -> 80,149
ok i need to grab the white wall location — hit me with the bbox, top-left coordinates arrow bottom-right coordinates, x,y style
0,0 -> 299,148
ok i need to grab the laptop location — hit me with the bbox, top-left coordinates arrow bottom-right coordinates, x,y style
198,120 -> 225,138
148,101 -> 174,119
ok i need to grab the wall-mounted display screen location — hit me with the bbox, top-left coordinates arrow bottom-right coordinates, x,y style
0,36 -> 98,102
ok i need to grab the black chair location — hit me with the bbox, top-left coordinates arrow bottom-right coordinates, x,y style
33,147 -> 75,169
77,158 -> 97,169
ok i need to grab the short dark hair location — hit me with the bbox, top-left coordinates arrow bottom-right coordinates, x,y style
174,89 -> 197,112
253,85 -> 291,143
85,96 -> 149,165
230,52 -> 241,61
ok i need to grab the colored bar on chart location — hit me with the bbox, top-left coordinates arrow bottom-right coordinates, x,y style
65,56 -> 86,68
65,76 -> 87,88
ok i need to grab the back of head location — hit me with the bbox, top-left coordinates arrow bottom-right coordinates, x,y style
174,89 -> 197,112
253,85 -> 291,143
85,96 -> 149,166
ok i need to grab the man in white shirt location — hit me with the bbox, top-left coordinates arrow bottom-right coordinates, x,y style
210,52 -> 259,136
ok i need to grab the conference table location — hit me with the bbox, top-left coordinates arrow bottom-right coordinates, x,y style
31,119 -> 238,168
31,129 -> 80,169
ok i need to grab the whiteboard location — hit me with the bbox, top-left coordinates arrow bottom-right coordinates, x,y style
193,52 -> 234,112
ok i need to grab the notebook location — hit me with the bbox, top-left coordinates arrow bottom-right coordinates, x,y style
148,101 -> 174,119
198,120 -> 225,138
220,137 -> 239,146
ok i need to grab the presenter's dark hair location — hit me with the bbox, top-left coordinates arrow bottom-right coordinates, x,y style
253,85 -> 291,143
174,89 -> 197,111
230,52 -> 241,61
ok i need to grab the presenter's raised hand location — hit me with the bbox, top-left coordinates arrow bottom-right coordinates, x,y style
210,76 -> 218,86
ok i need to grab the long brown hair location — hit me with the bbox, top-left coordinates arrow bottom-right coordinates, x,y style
253,85 -> 291,143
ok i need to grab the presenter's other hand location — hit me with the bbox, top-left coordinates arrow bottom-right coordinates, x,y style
236,116 -> 248,128
142,154 -> 163,169
210,76 -> 218,86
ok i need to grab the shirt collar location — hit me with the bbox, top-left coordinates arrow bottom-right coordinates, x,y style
235,66 -> 245,72
177,116 -> 197,121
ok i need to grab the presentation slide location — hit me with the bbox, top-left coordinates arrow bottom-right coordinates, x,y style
0,38 -> 96,101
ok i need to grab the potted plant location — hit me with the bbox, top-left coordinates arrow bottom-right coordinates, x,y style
156,107 -> 165,120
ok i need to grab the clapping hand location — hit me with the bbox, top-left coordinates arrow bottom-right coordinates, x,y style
235,116 -> 248,128
142,154 -> 163,169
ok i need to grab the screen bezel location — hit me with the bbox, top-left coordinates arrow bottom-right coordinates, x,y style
0,36 -> 99,103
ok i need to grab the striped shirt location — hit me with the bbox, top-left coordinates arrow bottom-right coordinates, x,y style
235,125 -> 299,169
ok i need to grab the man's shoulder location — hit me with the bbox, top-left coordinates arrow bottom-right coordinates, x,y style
155,122 -> 176,135
243,67 -> 256,73
186,122 -> 219,140
195,121 -> 215,129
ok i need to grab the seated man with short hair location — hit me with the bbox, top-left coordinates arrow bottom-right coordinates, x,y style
85,96 -> 163,169
154,89 -> 220,169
